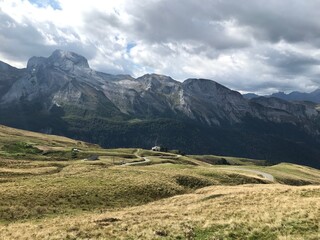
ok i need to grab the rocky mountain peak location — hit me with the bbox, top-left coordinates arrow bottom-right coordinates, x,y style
182,78 -> 236,96
135,73 -> 179,92
139,73 -> 175,81
137,74 -> 177,84
27,50 -> 90,73
48,50 -> 89,69
27,56 -> 47,71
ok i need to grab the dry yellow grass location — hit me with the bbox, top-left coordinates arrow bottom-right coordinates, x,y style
0,166 -> 57,174
0,125 -> 79,145
0,184 -> 318,240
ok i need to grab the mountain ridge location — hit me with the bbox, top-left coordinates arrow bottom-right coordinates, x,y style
244,89 -> 320,104
1,49 -> 320,168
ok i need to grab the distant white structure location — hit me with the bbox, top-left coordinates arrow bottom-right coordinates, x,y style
151,146 -> 161,151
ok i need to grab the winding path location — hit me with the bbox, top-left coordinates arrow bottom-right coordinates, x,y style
120,149 -> 151,166
121,157 -> 151,166
222,167 -> 274,182
119,151 -> 274,182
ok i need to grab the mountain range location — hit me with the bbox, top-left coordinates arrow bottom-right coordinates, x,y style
1,50 -> 320,168
244,89 -> 320,103
269,90 -> 320,103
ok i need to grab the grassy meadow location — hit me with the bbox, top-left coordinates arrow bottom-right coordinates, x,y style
0,124 -> 319,239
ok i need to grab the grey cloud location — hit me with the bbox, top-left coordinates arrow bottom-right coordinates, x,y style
83,11 -> 122,39
0,11 -> 49,61
0,11 -> 97,67
127,2 -> 250,50
84,1 -> 251,51
122,0 -> 320,47
130,0 -> 250,50
202,0 -> 320,45
264,49 -> 320,75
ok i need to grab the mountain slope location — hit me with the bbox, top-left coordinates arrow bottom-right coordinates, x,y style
1,50 -> 320,168
0,61 -> 25,97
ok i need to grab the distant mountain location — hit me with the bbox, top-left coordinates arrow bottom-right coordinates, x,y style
270,90 -> 320,103
243,93 -> 260,100
244,90 -> 320,103
1,50 -> 320,168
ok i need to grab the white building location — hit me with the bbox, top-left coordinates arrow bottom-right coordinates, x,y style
151,146 -> 161,151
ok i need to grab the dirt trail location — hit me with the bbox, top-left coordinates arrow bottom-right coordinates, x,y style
222,167 -> 275,181
121,149 -> 151,166
121,157 -> 151,166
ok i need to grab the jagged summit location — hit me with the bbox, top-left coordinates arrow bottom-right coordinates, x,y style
48,49 -> 90,69
137,73 -> 178,83
27,49 -> 90,73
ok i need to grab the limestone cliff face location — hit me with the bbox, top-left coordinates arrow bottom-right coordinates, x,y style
179,78 -> 252,125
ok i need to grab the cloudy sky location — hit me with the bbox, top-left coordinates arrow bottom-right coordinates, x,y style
1,0 -> 320,94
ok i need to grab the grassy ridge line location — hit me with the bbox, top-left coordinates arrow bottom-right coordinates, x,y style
0,125 -> 81,145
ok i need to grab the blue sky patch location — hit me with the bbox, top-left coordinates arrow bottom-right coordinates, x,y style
28,0 -> 61,10
126,43 -> 137,53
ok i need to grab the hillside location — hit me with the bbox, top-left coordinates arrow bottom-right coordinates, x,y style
0,125 -> 319,239
2,184 -> 318,240
1,50 -> 320,168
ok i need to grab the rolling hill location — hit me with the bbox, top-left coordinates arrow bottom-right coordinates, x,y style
0,125 -> 319,239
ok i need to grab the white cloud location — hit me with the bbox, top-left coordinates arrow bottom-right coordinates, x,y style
1,0 -> 320,94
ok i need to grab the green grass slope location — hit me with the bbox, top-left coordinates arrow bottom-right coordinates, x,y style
0,124 -> 319,239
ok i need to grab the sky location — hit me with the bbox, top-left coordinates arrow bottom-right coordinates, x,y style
1,0 -> 320,94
